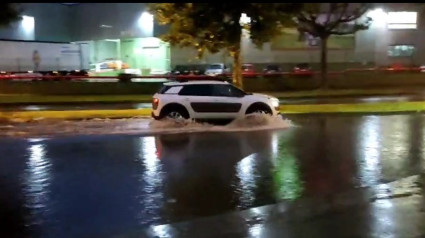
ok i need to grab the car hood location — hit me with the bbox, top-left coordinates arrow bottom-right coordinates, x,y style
250,93 -> 277,100
205,69 -> 223,73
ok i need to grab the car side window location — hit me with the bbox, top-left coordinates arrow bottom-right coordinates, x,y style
211,85 -> 245,97
179,85 -> 212,96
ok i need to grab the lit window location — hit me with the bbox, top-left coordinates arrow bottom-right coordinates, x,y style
387,12 -> 417,29
388,45 -> 415,57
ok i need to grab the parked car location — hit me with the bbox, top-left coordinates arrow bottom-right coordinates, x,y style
171,65 -> 205,76
151,80 -> 280,120
385,63 -> 409,72
263,64 -> 283,76
242,63 -> 257,78
41,70 -> 68,81
0,71 -> 13,81
292,63 -> 313,76
205,63 -> 231,77
150,69 -> 170,76
10,71 -> 44,81
419,65 -> 425,73
169,64 -> 209,80
67,70 -> 89,81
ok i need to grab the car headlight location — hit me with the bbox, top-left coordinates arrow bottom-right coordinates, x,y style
271,98 -> 280,109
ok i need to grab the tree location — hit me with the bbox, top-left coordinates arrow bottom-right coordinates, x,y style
294,3 -> 372,88
149,3 -> 301,88
0,4 -> 23,27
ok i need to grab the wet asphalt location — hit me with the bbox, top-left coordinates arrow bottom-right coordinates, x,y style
0,113 -> 424,237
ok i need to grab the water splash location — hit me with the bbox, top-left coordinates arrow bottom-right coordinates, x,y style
149,114 -> 292,134
0,114 -> 292,138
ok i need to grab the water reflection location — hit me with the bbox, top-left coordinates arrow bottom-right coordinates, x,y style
24,138 -> 51,226
380,115 -> 410,182
248,224 -> 264,238
370,185 -> 396,238
1,114 -> 425,237
272,136 -> 303,201
358,116 -> 382,186
236,153 -> 258,208
136,136 -> 164,226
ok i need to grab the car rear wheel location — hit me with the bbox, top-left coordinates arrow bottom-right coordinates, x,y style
167,111 -> 185,119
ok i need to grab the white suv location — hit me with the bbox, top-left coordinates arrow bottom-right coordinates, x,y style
151,80 -> 280,120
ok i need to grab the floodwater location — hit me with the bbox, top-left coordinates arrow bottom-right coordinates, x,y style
0,113 -> 424,237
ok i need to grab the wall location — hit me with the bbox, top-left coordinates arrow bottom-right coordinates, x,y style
170,37 -> 357,68
120,37 -> 170,72
71,3 -> 154,41
2,3 -> 425,68
0,3 -> 73,42
364,3 -> 425,66
0,41 -> 80,71
93,40 -> 119,62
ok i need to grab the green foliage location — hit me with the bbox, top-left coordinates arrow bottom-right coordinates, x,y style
149,3 -> 302,58
295,3 -> 372,38
0,4 -> 23,28
294,3 -> 372,87
149,3 -> 302,87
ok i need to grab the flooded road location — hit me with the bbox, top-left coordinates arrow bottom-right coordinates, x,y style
0,113 -> 424,237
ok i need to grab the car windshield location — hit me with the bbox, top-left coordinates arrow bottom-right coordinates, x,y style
242,65 -> 253,70
207,64 -> 223,70
174,65 -> 189,71
266,65 -> 279,70
296,63 -> 309,69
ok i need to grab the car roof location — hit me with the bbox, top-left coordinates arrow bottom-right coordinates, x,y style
164,80 -> 230,86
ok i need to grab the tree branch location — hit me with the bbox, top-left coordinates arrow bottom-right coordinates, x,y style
326,3 -> 348,31
339,4 -> 370,23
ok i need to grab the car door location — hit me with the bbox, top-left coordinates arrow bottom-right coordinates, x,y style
209,84 -> 245,118
178,84 -> 215,118
179,84 -> 245,119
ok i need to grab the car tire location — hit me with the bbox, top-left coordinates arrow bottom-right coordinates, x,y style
246,103 -> 272,115
159,105 -> 190,120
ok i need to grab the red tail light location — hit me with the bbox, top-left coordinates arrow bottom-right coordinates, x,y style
152,98 -> 159,110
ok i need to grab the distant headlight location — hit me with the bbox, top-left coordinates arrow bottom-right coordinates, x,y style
271,98 -> 280,109
206,72 -> 218,76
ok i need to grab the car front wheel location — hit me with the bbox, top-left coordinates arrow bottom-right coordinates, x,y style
159,106 -> 190,120
246,103 -> 272,115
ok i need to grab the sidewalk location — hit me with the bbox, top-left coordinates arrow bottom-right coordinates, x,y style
115,175 -> 425,238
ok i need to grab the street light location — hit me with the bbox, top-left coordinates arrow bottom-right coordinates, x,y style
239,13 -> 251,25
138,12 -> 154,36
367,8 -> 387,27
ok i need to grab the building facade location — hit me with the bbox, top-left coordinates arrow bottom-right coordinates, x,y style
0,3 -> 423,72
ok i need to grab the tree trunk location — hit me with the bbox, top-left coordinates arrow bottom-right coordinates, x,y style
320,36 -> 329,89
230,47 -> 243,89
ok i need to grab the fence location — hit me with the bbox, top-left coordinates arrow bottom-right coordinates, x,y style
1,67 -> 425,95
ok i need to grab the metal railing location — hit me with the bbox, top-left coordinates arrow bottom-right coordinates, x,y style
0,66 -> 422,81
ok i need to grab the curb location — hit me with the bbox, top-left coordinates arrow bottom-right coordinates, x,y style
0,108 -> 152,122
281,101 -> 425,114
